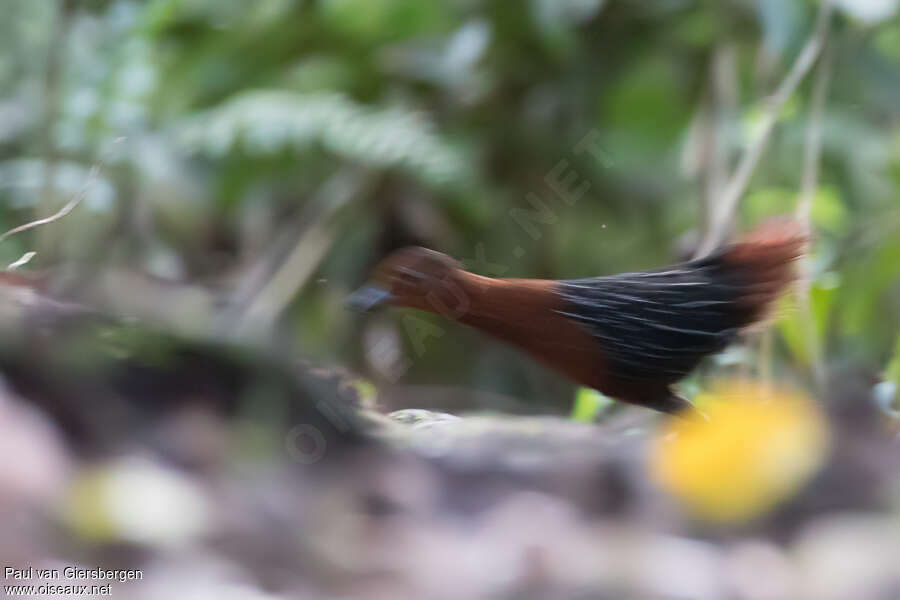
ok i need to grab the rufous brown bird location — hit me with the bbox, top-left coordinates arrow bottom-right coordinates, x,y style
349,220 -> 806,414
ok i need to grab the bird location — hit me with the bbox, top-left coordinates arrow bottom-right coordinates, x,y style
348,219 -> 806,414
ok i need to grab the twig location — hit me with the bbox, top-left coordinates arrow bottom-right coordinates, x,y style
36,0 -> 76,256
225,170 -> 369,337
797,46 -> 833,225
0,181 -> 89,245
695,0 -> 834,257
223,175 -> 348,317
234,224 -> 338,336
0,138 -> 124,247
796,42 -> 833,391
697,43 -> 738,238
710,43 -> 737,205
8,252 -> 37,271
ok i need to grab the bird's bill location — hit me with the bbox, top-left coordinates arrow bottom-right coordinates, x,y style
345,284 -> 395,312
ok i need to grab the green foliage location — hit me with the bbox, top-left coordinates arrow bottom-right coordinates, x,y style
2,0 -> 900,409
777,273 -> 839,366
743,186 -> 848,233
318,0 -> 453,43
570,387 -> 612,423
838,236 -> 900,352
886,337 -> 900,388
178,91 -> 469,187
607,57 -> 689,145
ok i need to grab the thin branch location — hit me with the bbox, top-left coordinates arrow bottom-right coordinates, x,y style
224,170 -> 370,338
797,45 -> 833,224
0,163 -> 100,242
796,42 -> 833,391
37,0 -> 76,256
697,43 -> 738,238
710,43 -> 738,202
0,138 -> 124,248
695,0 -> 834,257
8,252 -> 37,271
234,223 -> 338,337
223,176 -> 347,317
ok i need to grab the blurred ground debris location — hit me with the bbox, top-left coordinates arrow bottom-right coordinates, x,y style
1,276 -> 900,599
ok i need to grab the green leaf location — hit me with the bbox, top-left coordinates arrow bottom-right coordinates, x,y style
839,238 -> 900,347
874,26 -> 900,60
777,273 -> 838,366
887,337 -> 900,388
570,387 -> 612,423
319,0 -> 451,42
810,187 -> 848,233
743,187 -> 794,225
605,57 -> 688,144
178,91 -> 469,188
743,186 -> 846,233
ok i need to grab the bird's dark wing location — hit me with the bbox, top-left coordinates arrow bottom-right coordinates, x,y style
555,252 -> 747,384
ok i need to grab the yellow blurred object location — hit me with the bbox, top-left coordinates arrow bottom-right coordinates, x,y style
651,380 -> 830,523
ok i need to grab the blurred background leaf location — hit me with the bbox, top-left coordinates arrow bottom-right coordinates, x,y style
570,386 -> 612,423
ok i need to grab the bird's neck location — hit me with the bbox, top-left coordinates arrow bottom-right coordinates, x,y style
407,271 -> 607,389
455,272 -> 559,326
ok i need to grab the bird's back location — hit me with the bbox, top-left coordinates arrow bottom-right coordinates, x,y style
558,254 -> 746,384
555,219 -> 805,394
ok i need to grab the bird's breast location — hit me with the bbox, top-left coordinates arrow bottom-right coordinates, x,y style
453,273 -> 610,391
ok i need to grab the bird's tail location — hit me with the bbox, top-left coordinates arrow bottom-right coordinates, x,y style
717,218 -> 808,325
552,217 -> 807,408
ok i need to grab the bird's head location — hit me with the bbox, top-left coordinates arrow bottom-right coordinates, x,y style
347,247 -> 463,312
